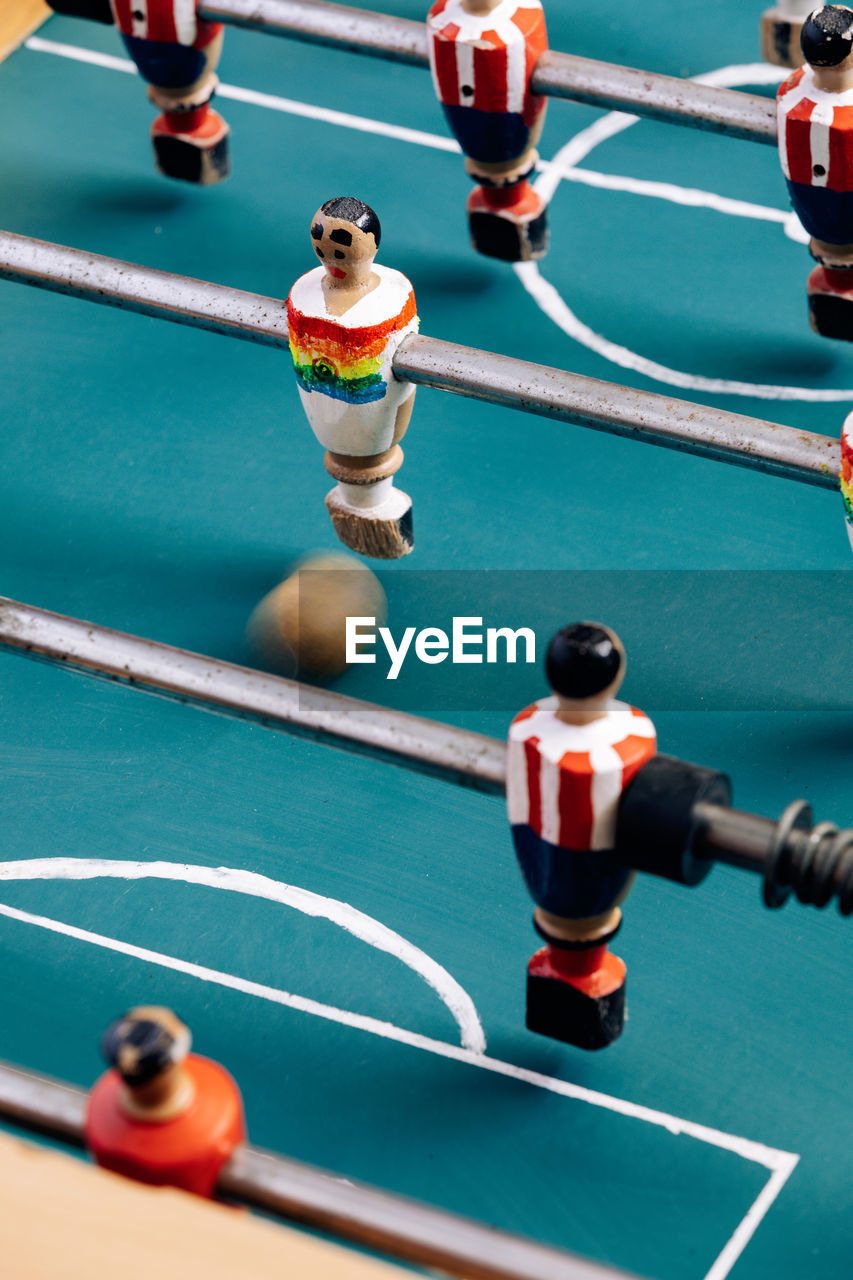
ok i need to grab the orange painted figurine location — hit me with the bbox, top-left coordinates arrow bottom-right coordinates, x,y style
507,624 -> 656,1049
427,0 -> 549,261
777,6 -> 853,338
287,197 -> 419,559
86,1006 -> 245,1197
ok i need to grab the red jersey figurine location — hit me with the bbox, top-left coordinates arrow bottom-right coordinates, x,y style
778,6 -> 853,338
507,623 -> 656,1049
427,0 -> 549,261
110,0 -> 229,183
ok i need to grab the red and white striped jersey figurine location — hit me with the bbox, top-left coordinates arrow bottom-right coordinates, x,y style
427,0 -> 549,262
777,6 -> 853,339
507,701 -> 656,855
107,0 -> 230,184
507,623 -> 655,1050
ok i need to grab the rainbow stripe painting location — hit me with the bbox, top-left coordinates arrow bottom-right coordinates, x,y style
842,412 -> 853,549
287,268 -> 418,406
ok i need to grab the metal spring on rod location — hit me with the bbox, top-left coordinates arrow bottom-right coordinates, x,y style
763,800 -> 853,914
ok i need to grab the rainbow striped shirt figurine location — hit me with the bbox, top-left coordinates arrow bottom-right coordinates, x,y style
286,198 -> 419,559
842,411 -> 853,551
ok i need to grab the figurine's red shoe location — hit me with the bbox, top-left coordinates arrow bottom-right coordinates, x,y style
807,264 -> 853,342
151,107 -> 230,186
467,182 -> 548,263
526,942 -> 627,1050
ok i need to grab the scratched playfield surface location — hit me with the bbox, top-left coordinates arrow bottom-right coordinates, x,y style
0,4 -> 851,1278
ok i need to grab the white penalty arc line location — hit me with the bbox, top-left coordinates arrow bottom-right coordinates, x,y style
525,62 -> 853,403
24,37 -> 851,402
0,858 -> 485,1053
0,864 -> 800,1280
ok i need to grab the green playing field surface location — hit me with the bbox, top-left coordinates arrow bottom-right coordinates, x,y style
0,4 -> 851,1278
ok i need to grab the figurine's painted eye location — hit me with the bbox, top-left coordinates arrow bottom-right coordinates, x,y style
334,250 -> 345,259
315,247 -> 325,257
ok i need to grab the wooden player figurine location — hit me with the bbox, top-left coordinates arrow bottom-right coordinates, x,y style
507,624 -> 656,1050
287,197 -> 419,559
843,411 -> 853,548
778,6 -> 853,339
86,1006 -> 246,1197
426,0 -> 549,262
110,0 -> 229,184
762,0 -> 822,67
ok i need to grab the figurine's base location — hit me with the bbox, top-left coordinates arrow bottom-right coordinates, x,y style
152,111 -> 230,186
467,187 -> 548,263
526,946 -> 626,1050
760,8 -> 805,68
808,266 -> 853,342
325,486 -> 414,560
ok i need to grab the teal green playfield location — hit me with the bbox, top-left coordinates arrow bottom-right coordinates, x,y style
0,4 -> 851,1278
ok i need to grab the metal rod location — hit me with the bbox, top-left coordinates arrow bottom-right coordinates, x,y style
0,231 -> 838,489
394,334 -> 840,490
0,1061 -> 639,1280
693,803 -> 775,874
0,597 -> 507,795
531,51 -> 777,144
1,597 -> 851,916
0,230 -> 289,348
195,0 -> 778,144
222,1146 -> 638,1280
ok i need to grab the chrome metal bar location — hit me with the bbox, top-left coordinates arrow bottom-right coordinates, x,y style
1,598 -> 851,914
394,334 -> 840,490
693,803 -> 775,874
0,1061 -> 638,1280
0,231 -> 838,490
195,0 -> 778,144
0,598 -> 507,794
532,51 -> 777,144
0,230 -> 288,348
0,1062 -> 87,1146
199,0 -> 430,65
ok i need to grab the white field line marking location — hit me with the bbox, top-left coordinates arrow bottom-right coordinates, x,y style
703,1155 -> 800,1280
525,62 -> 853,402
24,35 -> 793,227
0,858 -> 485,1053
24,36 -> 461,153
0,864 -> 800,1280
24,38 -> 843,401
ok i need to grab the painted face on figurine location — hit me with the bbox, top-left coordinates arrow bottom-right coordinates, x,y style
310,210 -> 378,283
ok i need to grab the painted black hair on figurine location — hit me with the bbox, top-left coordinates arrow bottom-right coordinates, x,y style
101,1012 -> 184,1086
545,623 -> 623,698
801,6 -> 853,66
320,197 -> 381,247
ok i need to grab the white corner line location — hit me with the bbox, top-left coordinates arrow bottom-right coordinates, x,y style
0,879 -> 799,1280
702,1153 -> 800,1280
